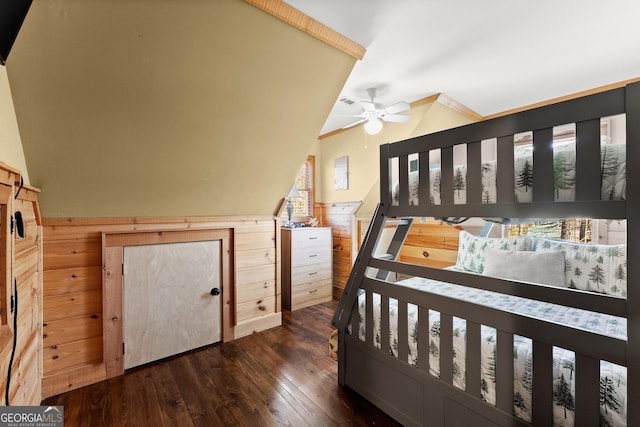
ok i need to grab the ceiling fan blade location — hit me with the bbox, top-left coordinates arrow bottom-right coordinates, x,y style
337,114 -> 366,118
384,101 -> 410,115
382,114 -> 410,123
341,117 -> 367,129
360,101 -> 376,112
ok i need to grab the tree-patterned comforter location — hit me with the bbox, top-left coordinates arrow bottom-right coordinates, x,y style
356,276 -> 628,426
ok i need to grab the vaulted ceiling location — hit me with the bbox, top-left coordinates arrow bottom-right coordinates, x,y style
283,0 -> 640,136
7,0 -> 358,217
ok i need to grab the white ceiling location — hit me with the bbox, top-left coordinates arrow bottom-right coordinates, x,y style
283,0 -> 640,136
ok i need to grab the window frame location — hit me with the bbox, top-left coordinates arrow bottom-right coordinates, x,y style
295,155 -> 315,219
280,155 -> 316,223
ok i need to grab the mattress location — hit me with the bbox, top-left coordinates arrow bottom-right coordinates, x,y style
356,276 -> 628,426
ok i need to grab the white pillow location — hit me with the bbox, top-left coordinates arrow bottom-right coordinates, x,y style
483,248 -> 565,287
455,230 -> 535,274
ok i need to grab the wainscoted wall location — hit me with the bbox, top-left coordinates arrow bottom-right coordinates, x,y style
0,163 -> 42,406
41,216 -> 280,398
317,201 -> 361,299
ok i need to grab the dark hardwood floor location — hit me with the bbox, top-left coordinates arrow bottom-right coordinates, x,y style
42,300 -> 402,426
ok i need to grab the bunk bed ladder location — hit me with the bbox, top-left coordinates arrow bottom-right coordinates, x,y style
332,206 -> 414,331
374,217 -> 414,280
332,202 -> 386,332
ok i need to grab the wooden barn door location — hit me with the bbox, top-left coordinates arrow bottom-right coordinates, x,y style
123,240 -> 222,369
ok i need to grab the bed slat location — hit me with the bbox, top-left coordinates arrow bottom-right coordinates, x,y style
381,295 -> 390,357
496,135 -> 516,203
380,144 -> 392,207
467,141 -> 482,204
417,306 -> 429,373
575,119 -> 603,201
496,330 -> 514,414
465,320 -> 481,399
439,313 -> 454,385
575,353 -> 600,427
399,155 -> 409,207
441,147 -> 454,205
398,300 -> 409,362
365,289 -> 374,345
532,340 -> 553,426
418,151 -> 431,207
533,127 -> 555,203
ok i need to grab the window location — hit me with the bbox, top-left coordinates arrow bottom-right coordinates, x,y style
509,219 -> 592,243
289,156 -> 315,219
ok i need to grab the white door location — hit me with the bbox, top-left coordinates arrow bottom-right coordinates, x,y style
123,240 -> 222,369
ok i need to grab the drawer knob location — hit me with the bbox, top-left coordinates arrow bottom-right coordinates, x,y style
309,254 -> 318,258
309,289 -> 318,294
308,272 -> 318,276
308,237 -> 318,240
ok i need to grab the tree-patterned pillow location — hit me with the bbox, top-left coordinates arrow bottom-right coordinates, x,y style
455,230 -> 535,274
535,238 -> 627,297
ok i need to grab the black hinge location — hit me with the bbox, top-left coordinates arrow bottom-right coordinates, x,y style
122,342 -> 125,355
10,215 -> 13,234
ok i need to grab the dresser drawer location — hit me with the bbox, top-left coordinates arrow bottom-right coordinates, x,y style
291,248 -> 331,267
291,263 -> 332,284
291,228 -> 331,249
291,280 -> 332,309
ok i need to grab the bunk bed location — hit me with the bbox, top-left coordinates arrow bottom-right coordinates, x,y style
332,82 -> 640,427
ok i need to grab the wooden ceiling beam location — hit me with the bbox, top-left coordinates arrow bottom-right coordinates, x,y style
244,0 -> 366,60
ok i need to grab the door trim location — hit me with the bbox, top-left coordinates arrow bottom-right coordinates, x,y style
102,228 -> 233,379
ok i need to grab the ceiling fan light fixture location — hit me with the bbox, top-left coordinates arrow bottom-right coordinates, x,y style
364,118 -> 383,135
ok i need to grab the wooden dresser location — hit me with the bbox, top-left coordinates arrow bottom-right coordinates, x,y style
281,227 -> 332,310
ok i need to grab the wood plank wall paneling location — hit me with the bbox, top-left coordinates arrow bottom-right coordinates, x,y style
41,216 -> 281,398
0,176 -> 43,407
398,221 -> 461,269
234,220 -> 281,334
318,202 -> 362,299
355,216 -> 462,272
42,221 -> 103,397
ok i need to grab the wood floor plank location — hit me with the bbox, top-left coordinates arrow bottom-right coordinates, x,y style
81,378 -> 111,427
233,334 -> 329,426
188,345 -> 271,426
149,363 -> 195,427
104,376 -> 132,427
42,301 -> 401,426
122,368 -> 165,427
192,344 -> 308,426
165,353 -> 227,426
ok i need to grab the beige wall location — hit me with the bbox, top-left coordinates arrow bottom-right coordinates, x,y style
0,67 -> 29,182
318,98 -> 476,217
7,0 -> 355,218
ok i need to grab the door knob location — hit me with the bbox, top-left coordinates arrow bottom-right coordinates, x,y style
210,288 -> 220,296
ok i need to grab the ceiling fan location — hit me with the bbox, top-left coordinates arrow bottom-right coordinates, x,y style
340,87 -> 411,134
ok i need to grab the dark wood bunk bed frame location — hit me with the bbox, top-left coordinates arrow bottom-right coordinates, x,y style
332,82 -> 640,427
